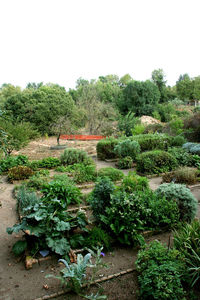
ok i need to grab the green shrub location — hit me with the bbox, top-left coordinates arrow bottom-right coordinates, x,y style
136,240 -> 186,300
156,183 -> 198,222
60,148 -> 91,165
96,137 -> 118,160
37,157 -> 61,168
117,112 -> 138,137
136,150 -> 177,174
114,139 -> 140,160
116,156 -> 133,169
89,177 -> 115,222
0,155 -> 28,173
101,190 -> 179,245
8,166 -> 34,182
42,180 -> 81,206
162,167 -> 199,185
174,219 -> 200,287
97,167 -> 124,182
132,133 -> 172,152
190,144 -> 200,155
84,227 -> 112,251
72,164 -> 97,184
131,124 -> 145,135
168,147 -> 194,167
171,135 -> 186,147
120,171 -> 149,193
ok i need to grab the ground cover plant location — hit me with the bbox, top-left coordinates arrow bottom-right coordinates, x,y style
28,157 -> 61,169
0,154 -> 28,173
136,150 -> 177,174
136,240 -> 186,299
116,156 -> 134,169
156,183 -> 198,222
119,171 -> 149,193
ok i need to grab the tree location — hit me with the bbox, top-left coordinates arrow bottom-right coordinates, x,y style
77,83 -> 117,134
193,76 -> 200,100
120,80 -> 160,116
176,74 -> 194,100
4,84 -> 76,135
151,69 -> 167,102
119,74 -> 133,87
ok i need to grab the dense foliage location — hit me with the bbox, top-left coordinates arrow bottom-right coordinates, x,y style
136,241 -> 186,299
114,139 -> 140,160
156,183 -> 198,222
136,150 -> 177,174
96,137 -> 118,160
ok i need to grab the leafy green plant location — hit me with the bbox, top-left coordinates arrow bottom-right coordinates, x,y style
26,171 -> 50,190
136,150 -> 177,174
114,139 -> 140,160
42,179 -> 81,206
8,165 -> 34,182
116,156 -> 133,169
0,155 -> 28,173
119,171 -> 149,193
131,123 -> 145,135
174,219 -> 200,287
117,112 -> 138,136
168,147 -> 194,167
136,240 -> 186,300
7,198 -> 88,256
60,148 -> 91,165
97,167 -> 124,182
84,227 -> 112,251
89,177 -> 115,222
72,164 -> 97,184
170,135 -> 186,147
101,190 -> 179,245
156,183 -> 198,222
96,137 -> 119,160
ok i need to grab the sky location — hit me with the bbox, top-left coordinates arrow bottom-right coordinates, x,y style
0,0 -> 200,90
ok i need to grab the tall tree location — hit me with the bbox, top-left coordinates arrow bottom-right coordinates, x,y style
151,69 -> 167,102
176,74 -> 194,100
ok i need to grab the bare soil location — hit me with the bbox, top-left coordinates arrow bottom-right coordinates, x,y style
0,137 -> 200,300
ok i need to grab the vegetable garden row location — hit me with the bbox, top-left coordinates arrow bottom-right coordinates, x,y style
1,133 -> 200,299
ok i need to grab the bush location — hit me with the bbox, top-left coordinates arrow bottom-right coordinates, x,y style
114,139 -> 140,160
16,185 -> 41,215
101,190 -> 179,245
162,167 -> 199,185
171,135 -> 186,147
89,177 -> 115,222
156,183 -> 198,222
120,171 -> 149,193
174,219 -> 200,287
60,148 -> 91,165
72,163 -> 97,184
190,144 -> 200,155
42,180 -> 81,206
8,166 -> 34,182
84,227 -> 112,251
182,142 -> 198,152
183,112 -> 200,142
116,156 -> 133,169
37,157 -> 61,169
96,137 -> 118,160
131,134 -> 172,152
0,155 -> 28,173
136,150 -> 177,174
97,167 -> 124,182
117,112 -> 138,137
136,240 -> 186,300
168,147 -> 194,167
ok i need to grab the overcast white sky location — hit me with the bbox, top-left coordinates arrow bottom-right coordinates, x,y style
0,0 -> 200,90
